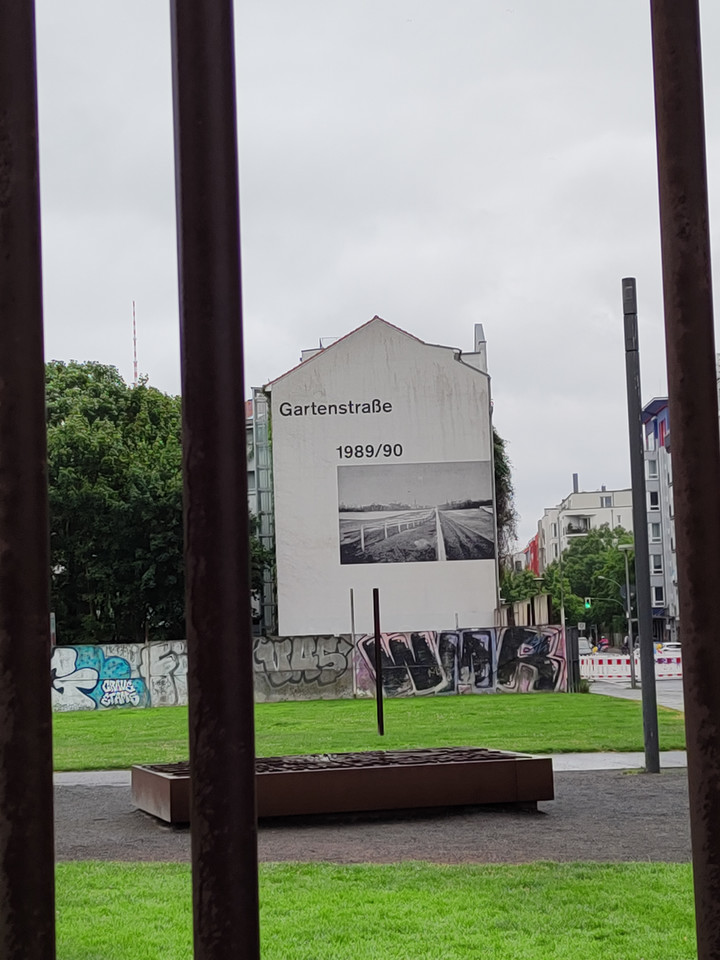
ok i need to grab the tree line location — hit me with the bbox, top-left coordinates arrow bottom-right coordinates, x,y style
501,526 -> 635,635
47,361 -> 270,645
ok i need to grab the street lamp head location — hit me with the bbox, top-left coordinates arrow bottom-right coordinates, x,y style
618,543 -> 633,552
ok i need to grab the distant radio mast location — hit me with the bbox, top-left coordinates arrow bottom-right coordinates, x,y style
132,300 -> 138,387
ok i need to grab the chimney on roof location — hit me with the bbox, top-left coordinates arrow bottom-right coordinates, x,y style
473,324 -> 488,373
601,484 -> 606,492
572,473 -> 579,494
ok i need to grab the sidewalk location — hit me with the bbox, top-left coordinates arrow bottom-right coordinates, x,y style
589,677 -> 685,712
53,749 -> 688,786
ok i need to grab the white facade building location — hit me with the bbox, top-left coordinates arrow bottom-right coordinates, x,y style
537,477 -> 634,574
260,317 -> 498,636
642,397 -> 678,642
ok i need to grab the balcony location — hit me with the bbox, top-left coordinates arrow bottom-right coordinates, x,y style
564,520 -> 591,536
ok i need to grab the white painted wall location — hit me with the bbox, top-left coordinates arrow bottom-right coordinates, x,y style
268,318 -> 497,635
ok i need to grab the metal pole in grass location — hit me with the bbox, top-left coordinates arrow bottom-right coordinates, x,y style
170,1 -> 260,957
373,589 -> 385,735
650,1 -> 720,952
350,589 -> 357,696
0,3 -> 57,957
622,278 -> 660,774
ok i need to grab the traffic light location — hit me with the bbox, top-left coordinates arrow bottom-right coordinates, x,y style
584,597 -> 592,610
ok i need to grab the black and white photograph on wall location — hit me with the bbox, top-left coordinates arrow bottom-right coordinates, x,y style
338,460 -> 495,564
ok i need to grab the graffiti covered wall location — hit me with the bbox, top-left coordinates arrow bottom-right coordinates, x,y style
141,641 -> 188,706
49,625 -> 566,711
253,635 -> 354,701
496,626 -> 567,693
51,645 -> 150,712
354,626 -> 566,698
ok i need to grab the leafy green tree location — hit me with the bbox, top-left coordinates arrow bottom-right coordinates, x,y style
47,362 -> 185,644
249,515 -> 274,598
47,361 -> 274,645
499,567 -> 540,604
542,526 -> 633,634
493,427 -> 518,564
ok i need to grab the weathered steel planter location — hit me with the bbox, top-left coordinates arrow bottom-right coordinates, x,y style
132,747 -> 554,824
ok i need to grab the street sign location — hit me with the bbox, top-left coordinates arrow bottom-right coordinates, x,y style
578,622 -> 586,631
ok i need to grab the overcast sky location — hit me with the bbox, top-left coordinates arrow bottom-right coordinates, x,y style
34,1 -> 720,548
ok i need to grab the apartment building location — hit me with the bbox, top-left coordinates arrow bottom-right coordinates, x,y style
642,397 -> 678,642
536,476 -> 634,574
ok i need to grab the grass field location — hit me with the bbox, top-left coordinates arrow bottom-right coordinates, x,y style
52,693 -> 686,771
56,860 -> 696,959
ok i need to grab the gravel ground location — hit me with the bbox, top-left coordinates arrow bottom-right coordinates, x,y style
55,767 -> 691,864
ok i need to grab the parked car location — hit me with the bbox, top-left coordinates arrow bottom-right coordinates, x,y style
657,642 -> 682,656
578,637 -> 593,657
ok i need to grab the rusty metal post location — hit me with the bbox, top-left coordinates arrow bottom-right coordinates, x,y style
649,2 -> 720,954
0,2 -> 56,958
170,2 -> 260,958
622,279 -> 659,772
372,589 -> 385,735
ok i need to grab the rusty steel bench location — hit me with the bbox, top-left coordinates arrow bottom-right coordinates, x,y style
132,746 -> 554,824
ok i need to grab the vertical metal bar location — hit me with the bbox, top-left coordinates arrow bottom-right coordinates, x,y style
622,279 -> 659,773
350,589 -> 358,698
0,3 -> 56,957
170,2 -> 260,958
649,2 -> 720,953
621,548 -> 637,689
372,589 -> 384,735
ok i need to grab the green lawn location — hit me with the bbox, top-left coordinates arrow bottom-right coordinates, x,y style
52,693 -> 686,771
56,861 -> 696,960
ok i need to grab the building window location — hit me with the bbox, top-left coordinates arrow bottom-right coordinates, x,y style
652,554 -> 663,574
551,522 -> 557,538
649,490 -> 660,511
553,543 -> 558,559
653,585 -> 665,606
600,496 -> 611,508
647,459 -> 658,479
616,515 -> 622,526
650,522 -> 661,542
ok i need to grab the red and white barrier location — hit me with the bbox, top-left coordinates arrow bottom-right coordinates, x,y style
580,654 -> 682,682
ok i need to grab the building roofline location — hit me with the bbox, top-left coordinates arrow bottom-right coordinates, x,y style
263,315 -> 487,389
641,397 -> 669,422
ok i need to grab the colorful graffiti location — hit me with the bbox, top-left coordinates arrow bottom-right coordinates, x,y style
496,626 -> 566,693
355,630 -> 493,696
49,626 -> 567,711
355,626 -> 566,697
253,635 -> 354,700
51,645 -> 149,712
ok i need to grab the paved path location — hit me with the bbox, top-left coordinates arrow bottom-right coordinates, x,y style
590,677 -> 685,712
54,767 -> 691,864
52,746 -> 688,789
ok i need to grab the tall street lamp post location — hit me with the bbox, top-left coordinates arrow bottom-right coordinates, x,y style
598,569 -> 637,689
555,510 -> 567,648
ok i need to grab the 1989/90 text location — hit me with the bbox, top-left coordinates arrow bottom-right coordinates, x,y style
336,443 -> 403,459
